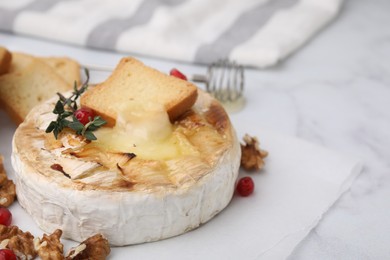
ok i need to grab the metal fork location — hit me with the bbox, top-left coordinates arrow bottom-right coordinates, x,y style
191,59 -> 245,112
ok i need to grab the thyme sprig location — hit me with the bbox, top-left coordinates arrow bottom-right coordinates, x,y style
67,115 -> 106,141
45,69 -> 106,140
58,69 -> 90,112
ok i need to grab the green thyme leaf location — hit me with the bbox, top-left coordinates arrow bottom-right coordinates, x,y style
61,111 -> 73,118
68,121 -> 84,132
53,100 -> 64,114
92,116 -> 106,127
86,124 -> 98,131
84,131 -> 97,141
45,121 -> 57,133
81,116 -> 105,136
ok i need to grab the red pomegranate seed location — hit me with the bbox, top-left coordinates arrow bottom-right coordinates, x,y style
74,108 -> 95,125
170,68 -> 187,81
236,176 -> 255,196
0,207 -> 12,226
0,249 -> 17,260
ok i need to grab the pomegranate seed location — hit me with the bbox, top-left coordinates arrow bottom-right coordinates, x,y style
170,68 -> 187,81
0,249 -> 17,260
0,208 -> 12,226
236,176 -> 254,197
74,108 -> 95,125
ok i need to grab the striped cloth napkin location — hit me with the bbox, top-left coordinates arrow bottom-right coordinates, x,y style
0,0 -> 343,68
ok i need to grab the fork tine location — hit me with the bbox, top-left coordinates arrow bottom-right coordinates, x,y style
204,59 -> 245,105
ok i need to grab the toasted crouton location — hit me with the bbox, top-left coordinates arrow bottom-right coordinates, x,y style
0,58 -> 71,124
0,51 -> 81,124
81,57 -> 198,127
0,47 -> 12,76
10,52 -> 80,87
42,57 -> 81,86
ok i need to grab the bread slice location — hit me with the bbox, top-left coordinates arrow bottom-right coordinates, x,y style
81,57 -> 198,127
0,58 -> 71,124
0,47 -> 12,76
41,57 -> 81,86
8,52 -> 34,73
9,52 -> 80,87
0,52 -> 80,123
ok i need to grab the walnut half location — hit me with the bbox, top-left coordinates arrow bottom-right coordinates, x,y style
35,229 -> 64,260
0,224 -> 37,260
66,234 -> 110,260
0,156 -> 16,207
240,134 -> 268,171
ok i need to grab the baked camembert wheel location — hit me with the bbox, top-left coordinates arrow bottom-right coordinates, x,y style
11,59 -> 240,246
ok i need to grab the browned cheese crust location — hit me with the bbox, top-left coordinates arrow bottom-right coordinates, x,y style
13,91 -> 234,193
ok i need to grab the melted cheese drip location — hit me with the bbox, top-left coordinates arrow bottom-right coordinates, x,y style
93,101 -> 197,160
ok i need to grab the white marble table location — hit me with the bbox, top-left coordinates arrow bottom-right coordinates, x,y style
0,0 -> 389,258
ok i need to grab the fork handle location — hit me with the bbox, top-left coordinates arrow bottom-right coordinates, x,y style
190,74 -> 208,83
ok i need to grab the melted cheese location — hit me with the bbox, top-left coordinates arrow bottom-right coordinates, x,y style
93,101 -> 197,160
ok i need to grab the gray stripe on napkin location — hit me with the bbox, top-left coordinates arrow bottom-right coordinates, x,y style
194,0 -> 298,64
0,0 -> 67,31
86,0 -> 187,50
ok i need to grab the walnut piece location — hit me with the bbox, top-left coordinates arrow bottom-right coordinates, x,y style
0,156 -> 16,207
0,224 -> 37,259
0,180 -> 16,208
35,229 -> 64,260
0,157 -> 7,185
0,225 -> 110,260
240,134 -> 268,171
66,234 -> 110,260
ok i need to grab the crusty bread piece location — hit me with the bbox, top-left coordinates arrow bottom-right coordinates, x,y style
81,57 -> 198,127
10,52 -> 80,87
8,52 -> 33,72
42,57 -> 81,86
0,51 -> 80,123
0,58 -> 71,124
0,47 -> 12,109
1,52 -> 34,111
0,47 -> 12,76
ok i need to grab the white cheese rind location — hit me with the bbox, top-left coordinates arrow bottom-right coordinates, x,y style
11,91 -> 240,246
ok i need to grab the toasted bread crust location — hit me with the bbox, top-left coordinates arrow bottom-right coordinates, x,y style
0,51 -> 81,124
41,56 -> 81,86
0,58 -> 71,124
9,52 -> 81,87
81,57 -> 198,126
0,47 -> 12,76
